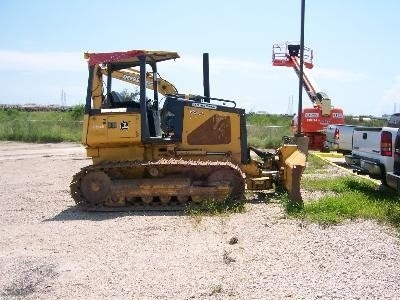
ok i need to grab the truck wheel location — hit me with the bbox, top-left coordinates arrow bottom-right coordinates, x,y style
380,165 -> 388,186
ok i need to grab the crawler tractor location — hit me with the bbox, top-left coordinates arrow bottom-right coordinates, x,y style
70,50 -> 306,210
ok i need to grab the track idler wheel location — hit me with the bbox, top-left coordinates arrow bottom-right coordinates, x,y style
159,196 -> 171,204
80,171 -> 111,205
142,196 -> 153,204
177,195 -> 189,204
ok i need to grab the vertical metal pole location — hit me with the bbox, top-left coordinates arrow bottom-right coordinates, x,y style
151,62 -> 159,109
107,66 -> 112,96
203,53 -> 210,102
296,0 -> 305,136
85,67 -> 94,112
139,56 -> 149,140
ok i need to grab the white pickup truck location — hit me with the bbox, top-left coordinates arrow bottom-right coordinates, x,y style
344,113 -> 400,184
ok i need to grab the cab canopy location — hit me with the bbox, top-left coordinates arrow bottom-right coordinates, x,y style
84,50 -> 180,67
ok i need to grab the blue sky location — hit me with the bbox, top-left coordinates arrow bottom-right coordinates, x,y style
0,0 -> 399,116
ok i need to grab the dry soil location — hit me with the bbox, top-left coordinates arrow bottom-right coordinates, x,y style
0,142 -> 400,299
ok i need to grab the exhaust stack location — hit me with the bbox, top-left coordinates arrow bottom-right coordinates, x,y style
203,53 -> 210,103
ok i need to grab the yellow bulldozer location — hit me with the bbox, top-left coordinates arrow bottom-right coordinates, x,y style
70,49 -> 307,210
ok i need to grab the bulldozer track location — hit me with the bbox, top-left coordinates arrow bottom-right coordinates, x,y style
70,158 -> 245,211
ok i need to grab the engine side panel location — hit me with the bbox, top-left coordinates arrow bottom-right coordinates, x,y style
181,105 -> 242,158
84,111 -> 141,147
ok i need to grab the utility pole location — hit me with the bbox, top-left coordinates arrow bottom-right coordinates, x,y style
296,0 -> 306,136
294,0 -> 309,156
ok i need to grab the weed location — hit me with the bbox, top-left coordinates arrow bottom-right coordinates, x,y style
209,284 -> 222,295
276,186 -> 304,214
68,104 -> 84,120
185,197 -> 246,217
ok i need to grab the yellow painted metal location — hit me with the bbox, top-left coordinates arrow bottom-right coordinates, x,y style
90,146 -> 145,164
85,113 -> 141,147
92,65 -> 103,109
280,145 -> 307,202
78,49 -> 307,206
279,144 -> 299,161
180,105 -> 242,162
86,147 -> 99,158
85,142 -> 180,164
100,68 -> 179,96
81,114 -> 89,145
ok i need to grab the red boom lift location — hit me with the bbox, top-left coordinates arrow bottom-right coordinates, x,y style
272,42 -> 345,150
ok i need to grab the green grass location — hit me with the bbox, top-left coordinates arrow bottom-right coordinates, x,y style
246,124 -> 292,148
245,113 -> 293,148
303,153 -> 328,174
0,105 -> 84,143
281,153 -> 400,228
246,113 -> 293,126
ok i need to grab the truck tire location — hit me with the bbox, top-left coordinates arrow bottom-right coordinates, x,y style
380,165 -> 388,186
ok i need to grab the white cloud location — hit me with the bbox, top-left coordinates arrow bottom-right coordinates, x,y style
0,50 -> 370,83
312,67 -> 368,81
0,50 -> 87,71
163,54 -> 273,73
166,54 -> 370,85
161,54 -> 290,88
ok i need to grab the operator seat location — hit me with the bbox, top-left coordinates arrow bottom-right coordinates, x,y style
109,91 -> 123,106
104,91 -> 140,109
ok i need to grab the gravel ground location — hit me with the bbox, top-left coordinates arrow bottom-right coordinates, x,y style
0,142 -> 400,299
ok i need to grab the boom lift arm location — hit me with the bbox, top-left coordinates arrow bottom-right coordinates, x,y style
272,43 -> 332,116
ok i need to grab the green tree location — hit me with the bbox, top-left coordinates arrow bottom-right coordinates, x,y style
120,89 -> 140,102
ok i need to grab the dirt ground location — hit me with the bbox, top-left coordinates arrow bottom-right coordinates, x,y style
1,142 -> 400,299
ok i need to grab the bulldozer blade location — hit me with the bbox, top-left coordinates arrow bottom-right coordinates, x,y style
280,146 -> 307,203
